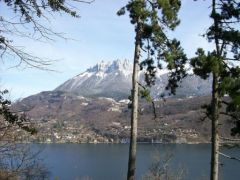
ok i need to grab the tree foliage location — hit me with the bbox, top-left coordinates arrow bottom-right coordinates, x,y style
0,1 -> 92,178
190,1 -> 240,179
118,0 -> 187,94
0,0 -> 92,130
0,90 -> 36,134
118,1 -> 185,179
0,0 -> 92,69
191,0 -> 240,135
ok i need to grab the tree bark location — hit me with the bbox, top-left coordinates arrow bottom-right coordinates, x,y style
210,1 -> 220,179
210,72 -> 220,180
127,19 -> 141,180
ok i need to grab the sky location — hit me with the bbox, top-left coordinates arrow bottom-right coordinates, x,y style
0,0 -> 213,100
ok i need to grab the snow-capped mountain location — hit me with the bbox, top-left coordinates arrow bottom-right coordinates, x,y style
55,59 -> 133,99
55,59 -> 212,99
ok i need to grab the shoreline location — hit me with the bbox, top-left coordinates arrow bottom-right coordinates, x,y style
20,141 -> 240,146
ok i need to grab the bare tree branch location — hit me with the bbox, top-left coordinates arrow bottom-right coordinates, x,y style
0,0 -> 93,69
220,136 -> 240,142
219,152 -> 240,162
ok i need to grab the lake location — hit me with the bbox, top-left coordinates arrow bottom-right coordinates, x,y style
36,143 -> 240,180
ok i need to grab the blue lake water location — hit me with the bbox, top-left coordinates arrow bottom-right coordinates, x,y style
36,143 -> 240,180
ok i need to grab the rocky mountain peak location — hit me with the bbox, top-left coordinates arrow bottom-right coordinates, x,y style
86,59 -> 132,75
87,60 -> 109,72
55,59 -> 212,100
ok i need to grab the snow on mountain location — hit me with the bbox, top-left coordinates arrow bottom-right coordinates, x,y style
55,59 -> 133,99
55,59 -> 212,100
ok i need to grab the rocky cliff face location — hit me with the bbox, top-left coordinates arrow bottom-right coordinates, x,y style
55,60 -> 133,100
55,59 -> 212,100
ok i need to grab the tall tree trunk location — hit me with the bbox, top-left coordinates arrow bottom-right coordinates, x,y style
127,19 -> 141,180
211,0 -> 220,179
210,72 -> 220,180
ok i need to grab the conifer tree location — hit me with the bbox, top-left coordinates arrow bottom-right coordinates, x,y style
118,1 -> 186,179
190,1 -> 240,179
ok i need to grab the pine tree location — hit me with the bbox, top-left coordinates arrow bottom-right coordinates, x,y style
118,1 -> 186,179
190,1 -> 240,179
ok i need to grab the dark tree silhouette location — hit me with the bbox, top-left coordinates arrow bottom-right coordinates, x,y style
118,0 -> 186,179
190,1 -> 240,179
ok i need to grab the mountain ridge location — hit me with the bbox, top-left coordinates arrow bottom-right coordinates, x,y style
12,91 -> 235,143
11,59 -> 235,144
55,59 -> 212,100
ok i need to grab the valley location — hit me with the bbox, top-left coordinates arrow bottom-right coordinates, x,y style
10,60 -> 237,144
13,91 -> 235,144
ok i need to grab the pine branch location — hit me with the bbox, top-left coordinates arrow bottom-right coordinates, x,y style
137,82 -> 157,119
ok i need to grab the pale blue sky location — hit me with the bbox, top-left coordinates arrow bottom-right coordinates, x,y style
0,0 -> 213,100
